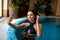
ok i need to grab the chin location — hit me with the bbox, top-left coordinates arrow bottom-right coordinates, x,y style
28,19 -> 32,21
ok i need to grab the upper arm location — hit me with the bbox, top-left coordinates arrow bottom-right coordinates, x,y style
16,23 -> 26,29
16,23 -> 30,29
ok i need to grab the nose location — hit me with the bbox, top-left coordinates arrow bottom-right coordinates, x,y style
28,15 -> 31,18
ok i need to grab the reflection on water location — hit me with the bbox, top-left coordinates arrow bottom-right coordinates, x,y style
40,18 -> 60,40
55,18 -> 60,27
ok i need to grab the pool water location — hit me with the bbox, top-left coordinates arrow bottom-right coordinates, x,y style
7,18 -> 60,40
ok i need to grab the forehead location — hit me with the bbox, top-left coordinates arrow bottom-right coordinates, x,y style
27,11 -> 34,15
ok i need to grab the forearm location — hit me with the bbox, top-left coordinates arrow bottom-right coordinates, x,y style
37,23 -> 42,37
36,15 -> 42,37
7,17 -> 26,29
8,23 -> 17,29
37,29 -> 42,37
8,23 -> 28,29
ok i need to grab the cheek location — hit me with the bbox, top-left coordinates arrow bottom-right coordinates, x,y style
27,16 -> 30,20
31,16 -> 35,19
27,16 -> 35,20
30,16 -> 35,20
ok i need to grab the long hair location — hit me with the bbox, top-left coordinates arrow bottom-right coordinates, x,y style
27,10 -> 37,24
27,10 -> 37,20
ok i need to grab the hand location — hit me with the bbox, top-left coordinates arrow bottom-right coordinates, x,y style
36,15 -> 40,23
7,17 -> 13,23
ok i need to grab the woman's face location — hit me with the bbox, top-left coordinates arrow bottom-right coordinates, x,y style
27,11 -> 35,21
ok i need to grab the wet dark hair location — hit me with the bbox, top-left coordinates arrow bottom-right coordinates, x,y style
37,5 -> 46,15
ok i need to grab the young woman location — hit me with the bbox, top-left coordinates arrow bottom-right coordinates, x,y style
7,10 -> 42,40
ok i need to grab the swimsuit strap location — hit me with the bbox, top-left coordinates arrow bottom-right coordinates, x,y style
24,20 -> 36,34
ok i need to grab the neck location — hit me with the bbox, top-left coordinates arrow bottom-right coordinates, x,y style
30,20 -> 35,23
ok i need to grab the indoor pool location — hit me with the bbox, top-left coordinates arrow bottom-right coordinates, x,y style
7,16 -> 60,40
